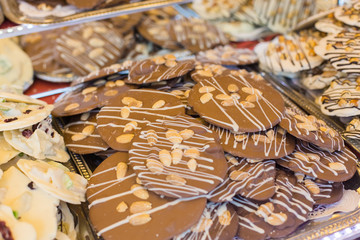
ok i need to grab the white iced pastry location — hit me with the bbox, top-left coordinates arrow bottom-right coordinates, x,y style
18,0 -> 79,18
192,0 -> 246,20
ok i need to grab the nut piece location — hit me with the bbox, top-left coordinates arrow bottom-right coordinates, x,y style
199,86 -> 216,93
64,103 -> 79,112
215,94 -> 232,101
171,149 -> 183,165
221,99 -> 235,106
266,212 -> 287,226
187,159 -> 197,172
115,80 -> 125,86
104,90 -> 118,96
89,38 -> 105,47
245,94 -> 259,103
229,170 -> 250,181
306,153 -> 320,161
80,112 -> 90,121
218,210 -> 231,226
329,162 -> 346,171
239,101 -> 255,108
251,134 -> 271,144
130,201 -> 152,214
146,159 -> 164,174
116,162 -> 128,179
191,217 -> 213,233
124,121 -> 138,133
71,133 -> 86,141
131,184 -> 149,200
255,202 -> 274,218
234,134 -> 248,142
152,100 -> 165,109
122,97 -> 137,105
184,148 -> 200,158
166,174 -> 186,186
294,114 -> 309,123
294,172 -> 305,183
296,123 -> 317,131
82,125 -> 95,136
116,134 -> 134,143
88,48 -> 104,59
147,130 -> 158,146
116,201 -> 128,213
82,87 -> 97,95
228,84 -> 239,93
293,151 -> 310,162
129,214 -> 151,226
304,179 -> 320,194
242,87 -> 262,96
200,93 -> 213,104
121,107 -> 131,118
225,154 -> 239,165
159,149 -> 172,167
152,56 -> 165,65
166,129 -> 183,144
165,60 -> 177,68
180,129 -> 194,140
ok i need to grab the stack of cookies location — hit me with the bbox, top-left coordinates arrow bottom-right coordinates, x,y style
0,91 -> 87,239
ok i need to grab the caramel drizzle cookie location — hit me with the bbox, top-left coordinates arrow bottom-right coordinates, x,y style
96,89 -> 186,151
55,21 -> 124,76
210,125 -> 295,160
71,61 -> 133,86
255,34 -> 323,75
87,152 -> 207,240
345,117 -> 360,139
129,115 -> 228,198
335,1 -> 360,27
320,77 -> 360,117
232,170 -> 314,240
196,45 -> 258,66
277,140 -> 357,182
301,63 -> 344,90
64,111 -> 108,154
173,202 -> 238,240
127,55 -> 194,84
315,13 -> 355,34
188,71 -> 285,133
295,174 -> 344,205
279,107 -> 344,152
208,154 -> 276,202
314,32 -> 360,73
52,77 -> 134,117
168,18 -> 229,53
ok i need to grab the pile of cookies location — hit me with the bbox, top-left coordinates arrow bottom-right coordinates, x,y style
0,91 -> 87,239
50,46 -> 358,239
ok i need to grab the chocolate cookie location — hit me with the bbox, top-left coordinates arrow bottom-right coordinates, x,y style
55,21 -> 124,76
63,111 -> 108,154
210,125 -> 295,160
52,77 -> 133,117
279,107 -> 344,152
87,152 -> 207,240
126,56 -> 194,85
208,154 -> 276,202
232,170 -> 314,240
196,45 -> 258,66
129,115 -> 227,198
188,71 -> 285,133
109,13 -> 143,35
174,202 -> 238,240
168,18 -> 229,53
277,140 -> 357,182
97,89 -> 186,151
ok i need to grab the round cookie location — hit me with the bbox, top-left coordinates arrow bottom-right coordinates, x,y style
64,111 -> 109,154
208,154 -> 276,202
232,170 -> 314,240
188,71 -> 285,133
129,115 -> 228,198
196,45 -> 258,66
126,56 -> 194,85
55,21 -> 125,76
279,107 -> 344,152
301,63 -> 343,90
277,140 -> 357,182
86,152 -> 207,240
96,89 -> 186,151
52,77 -> 134,117
210,125 -> 295,160
109,13 -> 143,34
173,202 -> 238,240
168,18 -> 228,53
334,2 -> 360,28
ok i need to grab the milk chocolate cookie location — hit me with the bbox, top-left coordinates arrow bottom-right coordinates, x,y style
64,111 -> 109,154
168,18 -> 228,53
126,56 -> 194,85
210,125 -> 295,159
129,115 -> 227,198
277,140 -> 357,182
110,13 -> 142,34
196,45 -> 258,66
232,170 -> 314,240
52,77 -> 133,117
279,108 -> 344,152
87,152 -> 207,240
188,71 -> 285,133
174,202 -> 238,240
97,89 -> 186,151
208,154 -> 276,202
55,21 -> 124,76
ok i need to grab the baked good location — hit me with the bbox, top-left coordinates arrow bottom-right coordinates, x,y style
129,115 -> 228,198
109,13 -> 143,35
192,0 -> 246,20
334,1 -> 360,27
345,117 -> 360,139
301,63 -> 344,90
65,0 -> 104,9
18,0 -> 78,18
87,152 -> 207,240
